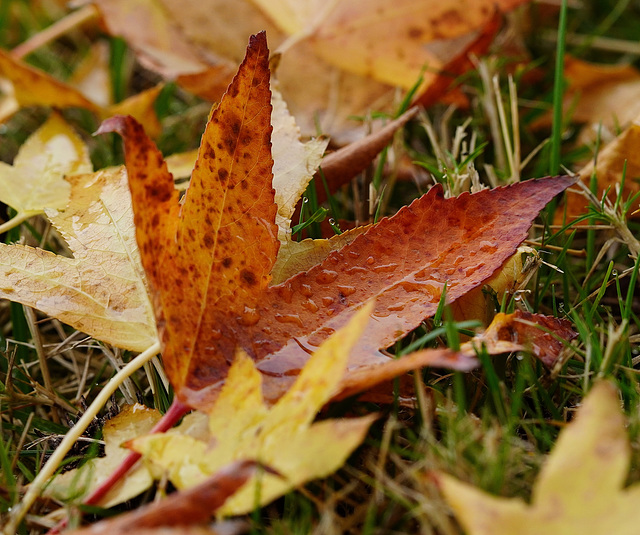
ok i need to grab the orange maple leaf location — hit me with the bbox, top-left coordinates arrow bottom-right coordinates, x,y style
99,32 -> 576,412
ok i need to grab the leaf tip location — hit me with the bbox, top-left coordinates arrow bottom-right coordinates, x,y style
94,115 -> 131,137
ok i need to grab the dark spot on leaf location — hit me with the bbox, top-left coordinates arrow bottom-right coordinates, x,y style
222,257 -> 232,268
203,233 -> 214,248
240,269 -> 257,286
218,168 -> 229,181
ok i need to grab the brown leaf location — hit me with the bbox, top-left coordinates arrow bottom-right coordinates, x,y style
102,33 -> 576,411
463,309 -> 578,367
310,107 -> 418,206
63,460 -> 258,534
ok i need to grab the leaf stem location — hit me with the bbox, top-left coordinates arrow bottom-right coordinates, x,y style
11,4 -> 100,59
3,341 -> 161,535
83,397 -> 190,506
0,212 -> 32,235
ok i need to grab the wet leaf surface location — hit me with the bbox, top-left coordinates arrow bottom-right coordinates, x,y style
102,34 -> 576,411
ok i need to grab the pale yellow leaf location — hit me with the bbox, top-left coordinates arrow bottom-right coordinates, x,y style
438,381 -> 640,535
271,82 -> 328,226
0,166 -> 158,351
271,226 -> 368,284
130,304 -> 377,515
46,404 -> 161,507
0,113 -> 91,216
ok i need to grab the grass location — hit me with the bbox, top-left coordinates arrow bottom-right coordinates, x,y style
1,0 -> 640,533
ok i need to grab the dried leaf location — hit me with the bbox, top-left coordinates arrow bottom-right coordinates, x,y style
47,404 -> 160,507
0,48 -> 162,135
436,381 -> 640,535
563,117 -> 640,222
64,461 -> 258,534
0,48 -> 99,115
0,166 -> 158,351
90,0 -> 528,140
460,309 -> 578,367
130,305 -> 377,516
310,107 -> 418,205
271,226 -> 368,285
103,33 -> 576,411
0,113 -> 91,218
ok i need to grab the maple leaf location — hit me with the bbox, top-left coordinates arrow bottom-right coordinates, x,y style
100,33 -> 577,411
0,166 -> 158,352
128,304 -> 378,515
89,0 -> 529,140
0,113 -> 92,232
436,381 -> 640,535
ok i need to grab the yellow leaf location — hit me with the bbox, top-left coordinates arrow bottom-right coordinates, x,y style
437,381 -> 640,535
130,304 -> 377,515
0,113 -> 92,225
0,166 -> 158,351
46,404 -> 161,507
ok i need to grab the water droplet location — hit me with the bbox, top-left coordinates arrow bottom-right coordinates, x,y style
337,285 -> 356,296
346,266 -> 368,275
366,256 -> 375,265
300,284 -> 313,297
274,313 -> 304,327
327,251 -> 341,265
388,303 -> 405,312
302,299 -> 319,312
316,269 -> 338,284
321,296 -> 335,307
238,306 -> 260,326
479,241 -> 498,254
612,269 -> 619,277
329,217 -> 336,225
372,263 -> 399,273
279,282 -> 294,303
303,197 -> 309,204
348,251 -> 360,259
210,329 -> 222,340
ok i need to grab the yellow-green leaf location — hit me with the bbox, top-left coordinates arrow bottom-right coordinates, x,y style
130,304 -> 377,515
0,113 -> 91,228
437,381 -> 640,535
46,404 -> 161,507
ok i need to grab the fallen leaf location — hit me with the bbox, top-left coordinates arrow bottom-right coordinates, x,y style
0,48 -> 99,116
0,47 -> 162,135
130,305 -> 378,516
90,0 -> 528,140
436,381 -> 640,535
564,56 -> 640,138
271,226 -> 369,285
561,116 -> 640,222
460,309 -> 578,367
309,107 -> 418,206
46,404 -> 161,507
101,32 -> 576,411
0,112 -> 92,227
63,460 -> 258,535
0,166 -> 158,352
